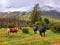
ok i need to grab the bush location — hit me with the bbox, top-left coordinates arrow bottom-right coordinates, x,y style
8,24 -> 16,28
51,23 -> 60,33
22,27 -> 29,34
0,24 -> 8,28
44,18 -> 49,24
46,22 -> 54,30
34,21 -> 46,26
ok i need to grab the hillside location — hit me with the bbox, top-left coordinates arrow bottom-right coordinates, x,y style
0,7 -> 60,21
0,11 -> 27,18
42,10 -> 60,19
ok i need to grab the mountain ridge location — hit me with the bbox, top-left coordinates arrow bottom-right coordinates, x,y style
0,6 -> 60,19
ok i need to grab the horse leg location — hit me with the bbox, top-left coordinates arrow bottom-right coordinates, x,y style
34,30 -> 37,34
7,29 -> 10,37
44,32 -> 45,37
7,31 -> 10,38
34,29 -> 37,34
40,31 -> 42,37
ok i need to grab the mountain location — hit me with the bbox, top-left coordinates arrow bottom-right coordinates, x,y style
40,6 -> 60,18
0,11 -> 28,18
0,5 -> 60,19
40,6 -> 60,12
0,12 -> 8,18
42,10 -> 60,18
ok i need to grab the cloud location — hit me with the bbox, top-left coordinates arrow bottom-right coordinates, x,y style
53,0 -> 60,7
7,0 -> 36,8
1,6 -> 32,12
0,0 -> 60,12
0,0 -> 8,8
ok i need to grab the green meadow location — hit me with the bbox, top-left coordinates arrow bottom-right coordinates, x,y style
0,27 -> 60,45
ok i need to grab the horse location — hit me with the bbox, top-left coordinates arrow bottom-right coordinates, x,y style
39,26 -> 47,37
33,26 -> 38,34
33,26 -> 47,37
7,27 -> 18,36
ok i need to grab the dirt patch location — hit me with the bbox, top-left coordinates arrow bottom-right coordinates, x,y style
52,42 -> 60,45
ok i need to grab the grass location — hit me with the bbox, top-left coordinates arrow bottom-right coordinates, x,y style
0,27 -> 60,45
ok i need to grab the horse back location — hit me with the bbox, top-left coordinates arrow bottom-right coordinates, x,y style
39,26 -> 46,32
9,28 -> 18,33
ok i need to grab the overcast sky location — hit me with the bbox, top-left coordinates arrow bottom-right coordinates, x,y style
0,0 -> 60,12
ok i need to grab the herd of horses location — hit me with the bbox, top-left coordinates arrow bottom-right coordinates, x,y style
7,26 -> 47,37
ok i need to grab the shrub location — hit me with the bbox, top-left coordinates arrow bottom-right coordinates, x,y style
22,27 -> 29,34
44,18 -> 49,24
51,23 -> 60,33
34,21 -> 46,26
8,24 -> 16,28
4,24 -> 8,28
34,21 -> 40,26
0,24 -> 8,28
46,22 -> 54,30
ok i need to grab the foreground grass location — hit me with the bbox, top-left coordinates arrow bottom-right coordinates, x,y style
0,27 -> 60,45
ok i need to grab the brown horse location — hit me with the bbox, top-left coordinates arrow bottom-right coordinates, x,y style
7,27 -> 18,36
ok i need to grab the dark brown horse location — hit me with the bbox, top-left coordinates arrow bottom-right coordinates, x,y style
39,26 -> 47,37
34,26 -> 38,34
33,26 -> 47,37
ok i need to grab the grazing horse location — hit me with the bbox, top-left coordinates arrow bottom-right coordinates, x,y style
33,26 -> 38,34
7,27 -> 18,36
39,26 -> 47,37
33,26 -> 47,37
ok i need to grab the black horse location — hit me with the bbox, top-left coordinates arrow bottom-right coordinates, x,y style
33,26 -> 47,37
34,26 -> 38,34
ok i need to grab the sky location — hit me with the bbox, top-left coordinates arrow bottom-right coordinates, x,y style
0,0 -> 60,12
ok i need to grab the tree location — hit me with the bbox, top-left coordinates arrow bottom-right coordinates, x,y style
30,3 -> 42,24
